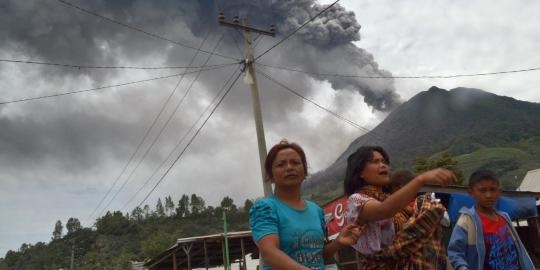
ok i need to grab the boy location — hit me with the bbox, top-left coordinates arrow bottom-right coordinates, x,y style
448,170 -> 535,270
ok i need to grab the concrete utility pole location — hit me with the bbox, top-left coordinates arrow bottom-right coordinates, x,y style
218,14 -> 275,197
219,14 -> 275,270
70,241 -> 74,270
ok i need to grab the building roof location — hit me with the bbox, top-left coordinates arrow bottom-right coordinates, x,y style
145,230 -> 258,270
519,168 -> 540,192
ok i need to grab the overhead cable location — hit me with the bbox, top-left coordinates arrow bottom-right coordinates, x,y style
121,66 -> 241,211
256,70 -> 383,142
0,65 -> 232,106
255,0 -> 341,61
135,71 -> 243,208
258,63 -> 540,79
95,32 -> 227,218
56,0 -> 239,61
0,59 -> 236,70
88,30 -> 215,222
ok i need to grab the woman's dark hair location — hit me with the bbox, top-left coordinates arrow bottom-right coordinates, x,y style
344,146 -> 390,196
265,139 -> 308,181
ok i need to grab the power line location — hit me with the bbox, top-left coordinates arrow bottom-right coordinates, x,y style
0,59 -> 237,70
253,34 -> 264,50
55,0 -> 239,62
121,66 -> 241,211
258,63 -> 540,79
257,70 -> 366,131
94,31 -> 226,219
230,29 -> 245,59
136,71 -> 243,209
86,30 -> 215,223
255,0 -> 341,61
0,65 -> 232,106
257,70 -> 384,141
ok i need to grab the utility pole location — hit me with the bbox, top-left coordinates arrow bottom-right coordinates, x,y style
219,14 -> 275,197
219,14 -> 276,270
70,241 -> 75,270
223,211 -> 230,270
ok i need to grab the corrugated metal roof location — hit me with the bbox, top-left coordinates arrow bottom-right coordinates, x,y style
519,168 -> 540,192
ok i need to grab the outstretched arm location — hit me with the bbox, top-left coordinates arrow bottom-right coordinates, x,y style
359,168 -> 455,222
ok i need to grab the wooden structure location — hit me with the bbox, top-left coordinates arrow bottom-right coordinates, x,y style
145,231 -> 258,270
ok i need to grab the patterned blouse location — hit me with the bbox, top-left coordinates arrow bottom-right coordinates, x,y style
346,193 -> 395,255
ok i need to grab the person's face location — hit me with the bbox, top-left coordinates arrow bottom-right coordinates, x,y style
360,151 -> 390,186
271,148 -> 305,189
468,179 -> 501,209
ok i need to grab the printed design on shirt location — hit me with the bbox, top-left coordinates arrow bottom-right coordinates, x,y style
484,224 -> 519,270
290,229 -> 324,268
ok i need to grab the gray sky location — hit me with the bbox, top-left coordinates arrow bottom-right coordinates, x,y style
1,0 -> 539,257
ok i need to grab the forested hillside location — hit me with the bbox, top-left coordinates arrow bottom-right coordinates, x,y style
0,194 -> 253,270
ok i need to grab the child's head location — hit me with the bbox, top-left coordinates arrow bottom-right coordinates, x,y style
468,170 -> 501,210
344,146 -> 390,196
389,170 -> 415,193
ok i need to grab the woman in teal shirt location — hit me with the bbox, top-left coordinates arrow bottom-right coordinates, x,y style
249,140 -> 360,270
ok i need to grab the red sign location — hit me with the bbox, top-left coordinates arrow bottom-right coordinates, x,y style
322,195 -> 349,237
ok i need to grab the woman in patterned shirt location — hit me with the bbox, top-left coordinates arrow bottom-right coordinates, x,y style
344,146 -> 455,269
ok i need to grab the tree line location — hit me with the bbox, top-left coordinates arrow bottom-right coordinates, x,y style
1,194 -> 255,270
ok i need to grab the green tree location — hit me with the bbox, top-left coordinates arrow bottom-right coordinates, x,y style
155,198 -> 165,217
131,206 -> 144,221
176,194 -> 190,217
143,204 -> 151,219
96,211 -> 131,235
415,152 -> 465,184
220,196 -> 237,212
165,195 -> 175,216
66,217 -> 82,234
190,194 -> 205,215
243,199 -> 254,214
141,231 -> 176,259
52,220 -> 63,240
4,250 -> 22,269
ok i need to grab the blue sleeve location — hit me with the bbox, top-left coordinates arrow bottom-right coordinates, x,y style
318,206 -> 328,238
249,200 -> 279,243
448,216 -> 471,270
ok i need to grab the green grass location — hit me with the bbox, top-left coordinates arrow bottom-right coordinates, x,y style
455,140 -> 540,189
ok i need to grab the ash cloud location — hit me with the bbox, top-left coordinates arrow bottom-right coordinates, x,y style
1,0 -> 400,110
215,0 -> 401,111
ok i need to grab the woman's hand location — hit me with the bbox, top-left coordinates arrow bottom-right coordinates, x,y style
417,168 -> 456,187
335,224 -> 363,247
323,224 -> 363,262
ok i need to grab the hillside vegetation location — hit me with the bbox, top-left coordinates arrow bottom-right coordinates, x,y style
0,195 -> 252,270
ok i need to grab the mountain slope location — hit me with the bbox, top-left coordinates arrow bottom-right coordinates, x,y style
304,86 -> 540,196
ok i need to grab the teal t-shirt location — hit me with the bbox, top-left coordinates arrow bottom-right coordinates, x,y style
249,195 -> 326,270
